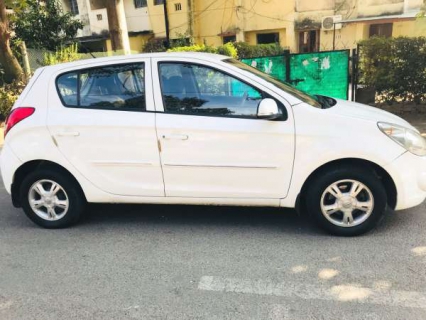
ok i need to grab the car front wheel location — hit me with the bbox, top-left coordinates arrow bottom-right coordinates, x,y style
305,166 -> 387,236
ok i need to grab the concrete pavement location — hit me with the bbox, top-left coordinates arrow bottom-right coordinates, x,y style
0,175 -> 425,319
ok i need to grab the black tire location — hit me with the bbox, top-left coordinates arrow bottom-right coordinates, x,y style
20,169 -> 86,228
305,165 -> 387,236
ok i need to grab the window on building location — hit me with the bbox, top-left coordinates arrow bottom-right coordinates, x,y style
69,0 -> 79,15
158,63 -> 263,118
174,3 -> 182,10
298,30 -> 319,53
56,64 -> 146,111
170,37 -> 190,47
134,0 -> 147,8
223,35 -> 236,44
369,23 -> 393,38
96,14 -> 103,21
256,33 -> 279,44
154,0 -> 164,5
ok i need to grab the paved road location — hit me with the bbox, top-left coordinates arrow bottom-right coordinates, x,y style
0,176 -> 426,320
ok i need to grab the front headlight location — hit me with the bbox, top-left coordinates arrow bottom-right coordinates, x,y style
378,122 -> 426,156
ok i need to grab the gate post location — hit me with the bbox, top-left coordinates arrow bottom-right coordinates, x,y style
284,49 -> 291,83
351,48 -> 358,102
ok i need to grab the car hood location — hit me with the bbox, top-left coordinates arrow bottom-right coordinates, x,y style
326,99 -> 414,129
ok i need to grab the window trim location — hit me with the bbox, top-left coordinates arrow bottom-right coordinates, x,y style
157,61 -> 287,121
55,62 -> 147,113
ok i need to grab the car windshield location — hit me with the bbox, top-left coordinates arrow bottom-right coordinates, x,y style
224,58 -> 322,108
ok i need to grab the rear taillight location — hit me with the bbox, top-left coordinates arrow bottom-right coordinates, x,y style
4,107 -> 35,138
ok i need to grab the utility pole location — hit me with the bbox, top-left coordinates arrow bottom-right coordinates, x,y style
163,0 -> 170,48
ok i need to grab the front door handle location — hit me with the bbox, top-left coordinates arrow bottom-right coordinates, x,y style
56,131 -> 80,137
162,134 -> 189,140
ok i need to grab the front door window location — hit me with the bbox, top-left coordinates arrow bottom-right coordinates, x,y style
159,63 -> 263,118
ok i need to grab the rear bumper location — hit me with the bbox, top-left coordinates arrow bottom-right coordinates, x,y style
385,152 -> 426,210
0,143 -> 22,195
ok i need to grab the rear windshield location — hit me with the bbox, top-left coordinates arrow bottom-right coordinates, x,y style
224,59 -> 321,108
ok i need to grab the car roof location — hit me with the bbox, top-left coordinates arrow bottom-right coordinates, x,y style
42,52 -> 230,72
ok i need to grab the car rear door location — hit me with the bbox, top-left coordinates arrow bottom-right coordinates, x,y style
47,59 -> 165,197
152,57 -> 295,201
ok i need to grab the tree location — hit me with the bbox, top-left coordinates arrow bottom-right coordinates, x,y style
14,0 -> 83,51
0,0 -> 23,83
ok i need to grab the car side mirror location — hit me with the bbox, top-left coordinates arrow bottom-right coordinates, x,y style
257,98 -> 281,120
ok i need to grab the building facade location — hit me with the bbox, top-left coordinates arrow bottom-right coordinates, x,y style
61,0 -> 426,54
295,0 -> 426,52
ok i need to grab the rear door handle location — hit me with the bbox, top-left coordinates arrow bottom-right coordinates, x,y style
56,131 -> 80,137
162,134 -> 189,140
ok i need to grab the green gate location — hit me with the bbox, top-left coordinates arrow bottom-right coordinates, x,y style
241,50 -> 350,100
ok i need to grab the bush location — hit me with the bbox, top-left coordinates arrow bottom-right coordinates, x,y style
168,44 -> 218,54
42,44 -> 81,66
233,42 -> 286,59
0,80 -> 27,120
142,39 -> 167,53
358,37 -> 426,103
217,42 -> 238,58
167,43 -> 238,58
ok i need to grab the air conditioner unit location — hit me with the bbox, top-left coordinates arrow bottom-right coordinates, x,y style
322,15 -> 342,30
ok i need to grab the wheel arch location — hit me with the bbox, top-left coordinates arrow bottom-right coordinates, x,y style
297,158 -> 397,212
11,160 -> 87,208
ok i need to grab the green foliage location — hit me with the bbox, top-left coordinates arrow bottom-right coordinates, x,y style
417,0 -> 425,18
233,42 -> 286,59
142,39 -> 167,53
0,80 -> 26,120
42,44 -> 81,66
167,43 -> 238,58
168,44 -> 216,53
358,37 -> 426,103
145,40 -> 284,59
217,42 -> 238,58
13,0 -> 83,50
170,31 -> 194,47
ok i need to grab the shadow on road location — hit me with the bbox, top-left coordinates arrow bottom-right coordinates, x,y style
80,203 -> 316,234
73,203 -> 405,236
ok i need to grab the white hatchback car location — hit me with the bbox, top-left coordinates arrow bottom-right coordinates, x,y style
1,52 -> 426,235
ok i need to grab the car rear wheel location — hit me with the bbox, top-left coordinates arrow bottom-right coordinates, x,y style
20,170 -> 85,228
305,166 -> 387,236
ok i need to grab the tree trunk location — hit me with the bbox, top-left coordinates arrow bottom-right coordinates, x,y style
0,0 -> 23,83
105,0 -> 130,54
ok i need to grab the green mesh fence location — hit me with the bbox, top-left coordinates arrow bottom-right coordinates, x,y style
241,50 -> 349,100
289,50 -> 349,100
241,56 -> 287,83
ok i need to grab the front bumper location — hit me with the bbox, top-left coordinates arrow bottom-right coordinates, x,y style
385,151 -> 426,210
0,143 -> 22,195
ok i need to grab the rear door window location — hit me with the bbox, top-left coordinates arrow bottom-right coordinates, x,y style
56,63 -> 146,111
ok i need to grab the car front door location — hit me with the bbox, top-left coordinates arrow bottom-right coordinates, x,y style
152,58 -> 295,200
47,60 -> 164,197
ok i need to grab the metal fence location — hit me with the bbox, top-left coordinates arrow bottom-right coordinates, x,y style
241,50 -> 350,100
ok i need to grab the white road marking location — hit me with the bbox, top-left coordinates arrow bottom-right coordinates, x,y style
198,276 -> 426,309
